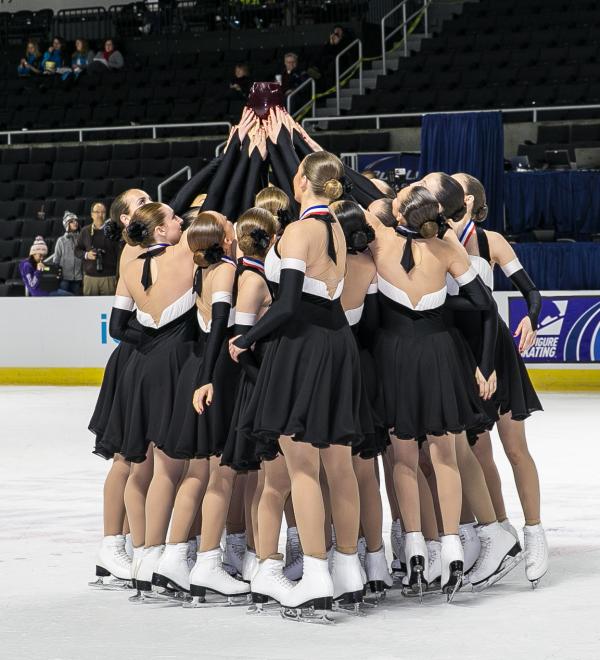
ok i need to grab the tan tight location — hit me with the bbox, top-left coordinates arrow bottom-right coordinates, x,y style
103,453 -> 130,536
474,415 -> 541,526
454,433 -> 497,525
391,434 -> 461,536
280,437 -> 360,558
471,432 -> 507,521
226,474 -> 247,534
284,495 -> 297,527
320,466 -> 334,550
251,469 -> 265,553
199,458 -> 236,552
352,456 -> 383,552
417,466 -> 439,541
144,449 -> 186,547
168,458 -> 209,544
257,454 -> 291,559
244,471 -> 258,551
124,444 -> 155,548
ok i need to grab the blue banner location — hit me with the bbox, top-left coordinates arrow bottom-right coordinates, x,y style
508,295 -> 600,363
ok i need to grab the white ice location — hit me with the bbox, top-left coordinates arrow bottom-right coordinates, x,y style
1,387 -> 599,660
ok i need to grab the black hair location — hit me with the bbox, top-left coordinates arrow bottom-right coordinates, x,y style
423,172 -> 467,221
331,200 -> 375,253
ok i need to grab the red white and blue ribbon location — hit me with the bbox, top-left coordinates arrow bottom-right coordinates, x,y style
459,220 -> 476,246
242,256 -> 265,272
300,204 -> 330,220
221,255 -> 236,267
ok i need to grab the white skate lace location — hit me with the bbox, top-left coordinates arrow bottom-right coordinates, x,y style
216,563 -> 243,585
471,535 -> 491,576
270,568 -> 295,589
114,545 -> 132,568
525,529 -> 546,567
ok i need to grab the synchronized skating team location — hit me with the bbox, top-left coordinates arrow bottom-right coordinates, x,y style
88,107 -> 549,624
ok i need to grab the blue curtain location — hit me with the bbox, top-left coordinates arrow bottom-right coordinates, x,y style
494,243 -> 600,291
419,112 -> 505,231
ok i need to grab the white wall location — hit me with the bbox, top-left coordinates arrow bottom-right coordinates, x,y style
0,292 -> 598,370
7,1 -> 109,11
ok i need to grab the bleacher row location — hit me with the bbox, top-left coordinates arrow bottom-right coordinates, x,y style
0,44 -> 318,132
519,123 -> 600,167
350,0 -> 600,120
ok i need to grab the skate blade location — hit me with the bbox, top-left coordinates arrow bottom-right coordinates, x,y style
150,586 -> 192,604
182,593 -> 251,609
281,607 -> 335,625
471,552 -> 524,592
246,602 -> 281,616
332,601 -> 368,617
363,591 -> 387,606
88,577 -> 133,591
444,574 -> 463,604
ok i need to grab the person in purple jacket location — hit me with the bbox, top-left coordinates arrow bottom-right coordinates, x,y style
19,236 -> 71,297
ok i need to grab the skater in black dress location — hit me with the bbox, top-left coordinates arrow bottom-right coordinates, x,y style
449,173 -> 548,586
88,187 -> 151,588
229,151 -> 364,620
368,185 -> 497,600
101,202 -> 198,596
332,199 -> 393,600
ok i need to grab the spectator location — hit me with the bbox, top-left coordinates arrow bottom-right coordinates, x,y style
276,52 -> 307,95
89,39 -> 124,73
309,25 -> 352,91
17,40 -> 42,77
53,211 -> 84,295
75,202 -> 120,295
41,37 -> 66,75
19,236 -> 72,297
229,63 -> 252,99
63,38 -> 94,81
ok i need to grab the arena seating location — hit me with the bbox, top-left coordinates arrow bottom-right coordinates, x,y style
350,0 -> 600,122
518,123 -> 600,167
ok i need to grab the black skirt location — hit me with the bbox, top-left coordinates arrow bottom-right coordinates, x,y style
161,329 -> 241,460
374,297 -> 490,441
101,308 -> 198,463
90,340 -> 137,460
238,299 -> 363,462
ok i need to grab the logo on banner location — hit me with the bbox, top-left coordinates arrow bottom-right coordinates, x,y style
100,313 -> 119,345
509,296 -> 600,363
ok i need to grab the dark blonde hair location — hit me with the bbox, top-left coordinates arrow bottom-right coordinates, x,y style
236,207 -> 277,259
124,202 -> 169,247
255,186 -> 290,234
26,40 -> 41,58
301,151 -> 344,201
452,173 -> 488,223
398,186 -> 440,239
187,211 -> 226,267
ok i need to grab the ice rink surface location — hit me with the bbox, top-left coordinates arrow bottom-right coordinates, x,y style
1,387 -> 599,660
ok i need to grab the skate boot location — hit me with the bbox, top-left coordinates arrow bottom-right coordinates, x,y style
441,535 -> 463,603
132,545 -> 164,602
402,531 -> 428,602
523,524 -> 548,588
222,532 -> 246,578
283,526 -> 304,581
426,540 -> 442,593
500,519 -> 521,545
469,522 -> 523,591
187,537 -> 198,570
249,557 -> 295,614
89,534 -> 133,590
152,543 -> 190,600
242,549 -> 259,583
330,550 -> 366,615
459,522 -> 481,580
184,548 -> 250,608
280,556 -> 334,625
390,519 -> 406,580
125,534 -> 134,560
364,545 -> 393,603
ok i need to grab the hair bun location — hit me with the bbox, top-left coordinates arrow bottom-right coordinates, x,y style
349,229 -> 368,252
323,178 -> 343,201
276,208 -> 292,230
126,220 -> 149,245
202,243 -> 225,265
250,227 -> 270,250
103,219 -> 121,242
419,220 -> 439,239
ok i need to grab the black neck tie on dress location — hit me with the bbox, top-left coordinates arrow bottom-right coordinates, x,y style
193,267 -> 203,296
137,246 -> 167,290
303,212 -> 337,265
395,225 -> 420,274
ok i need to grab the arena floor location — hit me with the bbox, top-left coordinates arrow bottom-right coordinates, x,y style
1,388 -> 598,660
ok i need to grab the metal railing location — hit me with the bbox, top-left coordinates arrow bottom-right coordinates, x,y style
157,165 -> 191,203
335,38 -> 362,116
54,6 -> 111,41
381,0 -> 430,72
0,121 -> 231,146
286,77 -> 316,119
302,104 -> 600,131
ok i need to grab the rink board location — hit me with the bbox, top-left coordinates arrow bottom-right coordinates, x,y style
0,292 -> 598,389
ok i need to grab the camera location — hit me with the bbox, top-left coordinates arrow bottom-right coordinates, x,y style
95,248 -> 105,273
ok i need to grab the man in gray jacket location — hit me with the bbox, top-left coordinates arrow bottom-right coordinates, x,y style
53,211 -> 83,295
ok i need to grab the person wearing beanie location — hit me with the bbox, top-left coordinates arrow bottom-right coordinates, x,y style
74,201 -> 120,296
53,211 -> 83,295
19,236 -> 71,297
